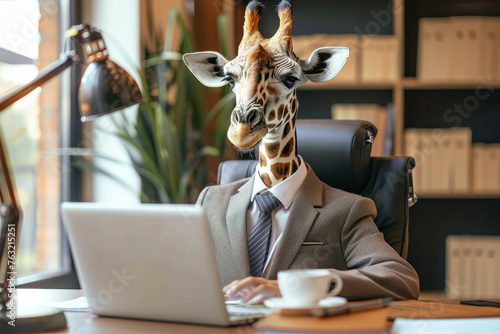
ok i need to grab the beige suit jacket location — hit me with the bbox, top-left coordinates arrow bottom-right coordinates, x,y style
196,166 -> 419,300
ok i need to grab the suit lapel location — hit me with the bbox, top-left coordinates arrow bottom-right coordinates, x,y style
266,166 -> 324,278
225,175 -> 254,278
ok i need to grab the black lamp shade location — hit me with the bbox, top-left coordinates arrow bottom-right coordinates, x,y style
79,59 -> 144,122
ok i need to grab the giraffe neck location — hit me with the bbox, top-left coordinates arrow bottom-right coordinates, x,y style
257,121 -> 300,188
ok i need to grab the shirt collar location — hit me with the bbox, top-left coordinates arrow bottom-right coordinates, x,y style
251,156 -> 307,210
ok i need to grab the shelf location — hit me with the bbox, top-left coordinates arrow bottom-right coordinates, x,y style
300,81 -> 395,91
402,78 -> 500,90
300,79 -> 500,91
417,192 -> 500,199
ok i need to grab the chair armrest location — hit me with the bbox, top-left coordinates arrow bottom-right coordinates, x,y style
361,156 -> 416,259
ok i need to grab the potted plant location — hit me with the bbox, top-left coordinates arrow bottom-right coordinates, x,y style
70,8 -> 234,204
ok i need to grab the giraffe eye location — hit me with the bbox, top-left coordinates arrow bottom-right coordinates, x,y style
223,76 -> 235,88
282,76 -> 298,89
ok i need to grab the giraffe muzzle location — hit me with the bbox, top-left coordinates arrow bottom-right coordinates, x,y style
231,107 -> 263,128
228,107 -> 267,150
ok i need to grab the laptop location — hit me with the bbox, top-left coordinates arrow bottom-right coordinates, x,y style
61,202 -> 270,326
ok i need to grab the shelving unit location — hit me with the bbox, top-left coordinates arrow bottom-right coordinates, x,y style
401,79 -> 500,90
303,79 -> 500,91
248,0 -> 500,292
301,82 -> 395,90
417,193 -> 500,199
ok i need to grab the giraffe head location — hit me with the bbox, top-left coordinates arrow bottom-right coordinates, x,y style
184,0 -> 348,187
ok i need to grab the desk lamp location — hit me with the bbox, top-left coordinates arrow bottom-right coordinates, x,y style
0,24 -> 144,332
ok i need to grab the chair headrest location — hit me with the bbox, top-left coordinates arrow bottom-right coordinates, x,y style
296,119 -> 376,193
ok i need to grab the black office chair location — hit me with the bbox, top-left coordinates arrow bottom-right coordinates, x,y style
217,119 -> 417,259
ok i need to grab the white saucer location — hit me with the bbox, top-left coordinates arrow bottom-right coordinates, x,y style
264,296 -> 347,316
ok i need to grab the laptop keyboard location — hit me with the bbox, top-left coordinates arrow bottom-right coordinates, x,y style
229,310 -> 266,318
226,305 -> 272,325
226,304 -> 273,321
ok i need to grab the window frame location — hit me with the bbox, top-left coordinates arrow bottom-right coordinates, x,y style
17,0 -> 82,289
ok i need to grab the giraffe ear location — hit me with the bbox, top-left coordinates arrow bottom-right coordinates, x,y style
299,47 -> 349,83
183,51 -> 229,87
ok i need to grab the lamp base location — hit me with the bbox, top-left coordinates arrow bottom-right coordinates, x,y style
0,305 -> 67,333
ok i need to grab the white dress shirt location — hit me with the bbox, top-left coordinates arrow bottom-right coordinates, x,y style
246,156 -> 308,277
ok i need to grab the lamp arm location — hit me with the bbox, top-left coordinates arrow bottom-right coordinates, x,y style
0,133 -> 20,308
0,52 -> 76,112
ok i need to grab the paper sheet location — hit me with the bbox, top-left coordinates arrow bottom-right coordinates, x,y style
48,296 -> 90,312
392,317 -> 500,334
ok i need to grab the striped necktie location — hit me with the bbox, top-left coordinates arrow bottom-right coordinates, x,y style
248,193 -> 281,277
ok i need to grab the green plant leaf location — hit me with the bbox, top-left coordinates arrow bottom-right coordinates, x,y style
163,8 -> 178,53
178,146 -> 220,202
217,14 -> 230,58
114,131 -> 164,184
202,93 -> 235,132
143,51 -> 182,68
133,162 -> 171,203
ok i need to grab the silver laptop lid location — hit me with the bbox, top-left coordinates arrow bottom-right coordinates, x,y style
61,202 -> 232,326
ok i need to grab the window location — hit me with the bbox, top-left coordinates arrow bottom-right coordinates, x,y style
0,0 -> 67,282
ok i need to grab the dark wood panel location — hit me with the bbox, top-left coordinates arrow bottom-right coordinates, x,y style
296,90 -> 393,119
242,0 -> 394,36
194,0 -> 220,52
408,199 -> 500,291
404,89 -> 500,143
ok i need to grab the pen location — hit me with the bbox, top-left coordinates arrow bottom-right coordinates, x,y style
460,300 -> 500,308
308,297 -> 393,317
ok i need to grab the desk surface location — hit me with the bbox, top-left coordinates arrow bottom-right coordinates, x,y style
17,289 -> 256,334
15,289 -> 500,334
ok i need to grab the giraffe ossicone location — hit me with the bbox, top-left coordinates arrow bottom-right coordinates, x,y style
183,0 -> 349,188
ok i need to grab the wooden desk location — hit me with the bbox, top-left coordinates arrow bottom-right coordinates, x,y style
17,289 -> 257,333
16,289 -> 500,333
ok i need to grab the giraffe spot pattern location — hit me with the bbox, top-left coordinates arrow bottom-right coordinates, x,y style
292,160 -> 299,174
268,109 -> 276,121
265,142 -> 280,159
260,172 -> 272,188
280,137 -> 294,158
259,151 -> 267,167
277,105 -> 284,120
267,84 -> 278,96
284,112 -> 290,123
256,71 -> 262,83
282,122 -> 290,139
271,162 -> 290,180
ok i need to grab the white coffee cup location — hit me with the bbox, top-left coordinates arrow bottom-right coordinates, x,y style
277,269 -> 343,306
